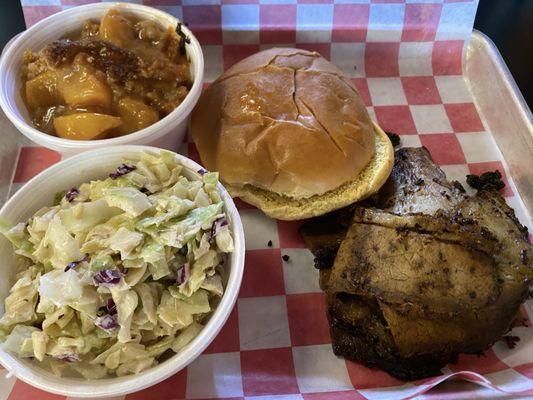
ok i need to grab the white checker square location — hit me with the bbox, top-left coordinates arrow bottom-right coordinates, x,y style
436,2 -> 478,41
484,369 -> 533,393
259,0 -> 296,3
21,0 -> 60,4
203,45 -> 224,83
493,327 -> 533,368
358,384 -> 421,400
152,5 -> 183,20
330,43 -> 365,78
292,344 -> 353,393
366,4 -> 405,43
456,132 -> 502,163
282,249 -> 321,294
240,209 -> 280,250
295,29 -> 331,44
0,372 -> 16,400
366,106 -> 376,122
186,352 -> 243,399
410,105 -> 452,134
440,164 -> 473,196
222,4 -> 259,28
435,75 -> 473,104
367,78 -> 407,106
398,42 -> 433,77
296,4 -> 333,43
238,296 -> 291,350
399,135 -> 421,148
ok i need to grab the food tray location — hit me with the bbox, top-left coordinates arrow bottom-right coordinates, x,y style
1,1 -> 532,399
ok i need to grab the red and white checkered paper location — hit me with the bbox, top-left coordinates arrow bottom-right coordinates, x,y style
4,0 -> 532,399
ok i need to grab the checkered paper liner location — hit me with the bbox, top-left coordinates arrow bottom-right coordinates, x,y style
3,0 -> 531,399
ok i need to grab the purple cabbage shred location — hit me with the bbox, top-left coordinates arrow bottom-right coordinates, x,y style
210,216 -> 228,241
65,187 -> 80,202
95,314 -> 119,330
64,253 -> 89,272
93,269 -> 122,286
197,168 -> 207,176
109,164 -> 136,179
56,354 -> 81,362
106,298 -> 117,315
176,263 -> 190,286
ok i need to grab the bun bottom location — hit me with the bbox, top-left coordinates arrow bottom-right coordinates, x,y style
226,122 -> 394,220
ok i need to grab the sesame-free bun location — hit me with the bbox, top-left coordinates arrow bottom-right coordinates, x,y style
191,48 -> 394,218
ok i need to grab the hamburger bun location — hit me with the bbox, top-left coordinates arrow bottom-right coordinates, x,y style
191,48 -> 394,220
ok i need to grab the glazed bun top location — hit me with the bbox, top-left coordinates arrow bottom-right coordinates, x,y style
191,48 -> 376,199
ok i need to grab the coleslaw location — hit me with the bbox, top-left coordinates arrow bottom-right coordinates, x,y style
0,151 -> 233,378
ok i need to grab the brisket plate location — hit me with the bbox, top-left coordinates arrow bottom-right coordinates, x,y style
300,147 -> 532,380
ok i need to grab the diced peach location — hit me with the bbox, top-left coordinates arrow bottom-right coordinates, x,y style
25,70 -> 59,109
118,97 -> 159,134
53,113 -> 122,140
60,70 -> 112,110
99,9 -> 134,47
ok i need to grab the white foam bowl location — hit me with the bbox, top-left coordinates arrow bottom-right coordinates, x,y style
0,3 -> 204,157
0,146 -> 245,398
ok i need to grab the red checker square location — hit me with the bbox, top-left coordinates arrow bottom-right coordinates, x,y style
260,5 -> 296,44
401,77 -> 441,105
371,0 -> 405,3
7,380 -> 64,400
401,3 -> 442,42
182,6 -> 222,45
233,197 -> 257,210
468,161 -> 513,197
204,306 -> 240,353
23,6 -> 62,28
432,40 -> 464,76
352,78 -> 371,106
296,43 -> 331,60
125,369 -> 187,400
278,220 -> 306,248
240,249 -> 285,298
224,44 -> 261,71
286,293 -> 330,346
345,359 -> 404,389
449,348 -> 509,375
303,391 -> 366,400
187,143 -> 202,165
374,106 -> 417,135
332,4 -> 369,43
365,43 -> 400,77
14,147 -> 61,183
444,103 -> 484,133
419,134 -> 466,165
515,363 -> 533,380
241,347 -> 299,396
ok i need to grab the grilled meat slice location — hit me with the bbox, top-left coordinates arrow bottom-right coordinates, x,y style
302,147 -> 532,381
376,147 -> 466,215
328,216 -> 502,316
327,293 -> 450,380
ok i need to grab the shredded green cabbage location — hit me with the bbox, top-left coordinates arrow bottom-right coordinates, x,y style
0,152 -> 233,378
